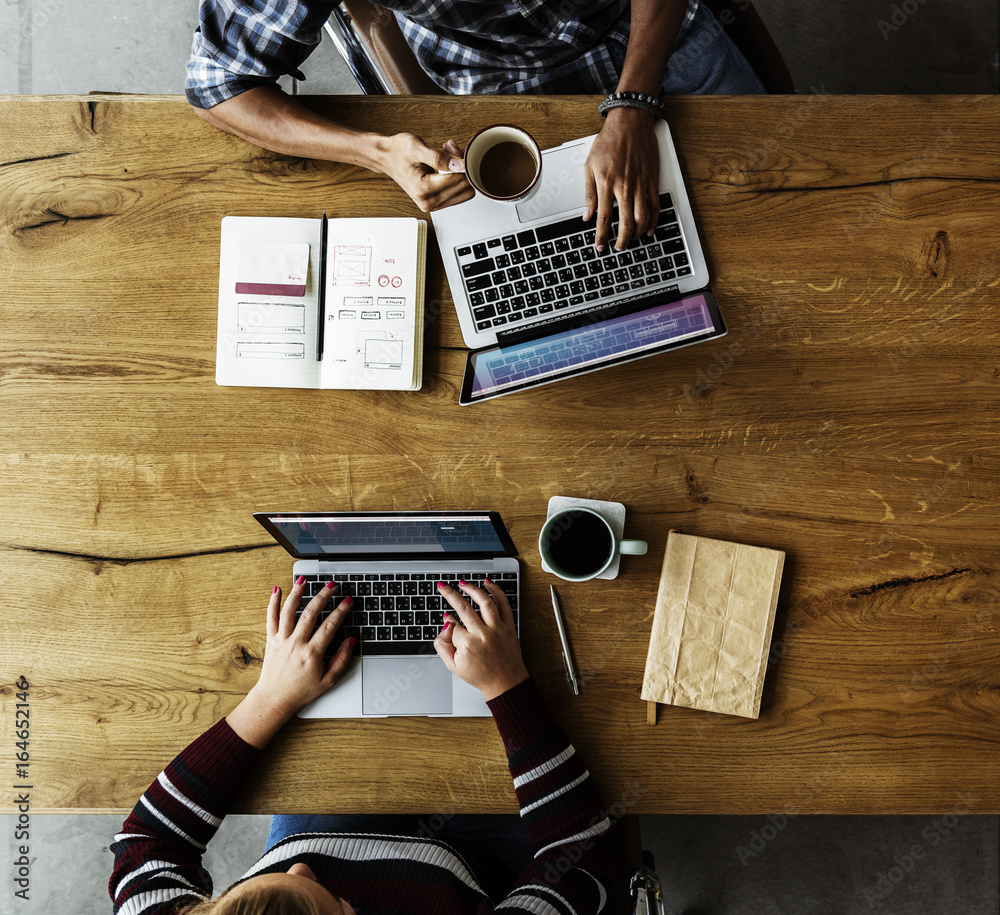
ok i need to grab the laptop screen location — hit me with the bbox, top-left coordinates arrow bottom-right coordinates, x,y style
255,511 -> 519,559
460,288 -> 726,404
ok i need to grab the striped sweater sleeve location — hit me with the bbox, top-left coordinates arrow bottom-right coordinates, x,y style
109,719 -> 261,915
487,678 -> 616,915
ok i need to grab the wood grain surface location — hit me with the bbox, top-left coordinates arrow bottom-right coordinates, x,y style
0,95 -> 997,815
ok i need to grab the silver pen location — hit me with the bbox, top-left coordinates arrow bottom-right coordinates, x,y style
550,585 -> 580,696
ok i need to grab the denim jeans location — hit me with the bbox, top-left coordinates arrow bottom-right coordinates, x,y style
608,1 -> 767,95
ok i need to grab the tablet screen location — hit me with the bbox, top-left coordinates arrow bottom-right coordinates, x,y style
460,288 -> 726,404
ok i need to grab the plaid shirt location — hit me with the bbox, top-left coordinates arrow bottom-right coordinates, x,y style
186,0 -> 700,108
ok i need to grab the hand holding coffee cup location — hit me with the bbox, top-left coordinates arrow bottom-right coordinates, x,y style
464,125 -> 542,204
539,508 -> 647,582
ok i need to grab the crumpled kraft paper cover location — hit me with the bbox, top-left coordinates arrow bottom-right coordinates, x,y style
641,532 -> 784,719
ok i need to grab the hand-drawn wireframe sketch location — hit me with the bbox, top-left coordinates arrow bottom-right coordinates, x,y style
332,245 -> 373,284
356,331 -> 403,369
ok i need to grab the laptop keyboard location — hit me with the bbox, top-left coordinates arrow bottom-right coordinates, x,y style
456,192 -> 693,333
297,572 -> 519,657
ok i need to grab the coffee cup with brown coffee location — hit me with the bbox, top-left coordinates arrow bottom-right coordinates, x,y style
464,125 -> 542,204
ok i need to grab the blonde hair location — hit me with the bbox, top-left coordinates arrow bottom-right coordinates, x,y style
182,882 -> 327,915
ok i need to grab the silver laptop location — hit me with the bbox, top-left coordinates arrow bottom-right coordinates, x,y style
254,511 -> 520,718
432,120 -> 726,403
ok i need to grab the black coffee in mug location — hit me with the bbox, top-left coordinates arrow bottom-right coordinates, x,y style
478,141 -> 537,198
544,510 -> 614,577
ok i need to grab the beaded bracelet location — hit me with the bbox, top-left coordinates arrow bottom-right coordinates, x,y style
598,91 -> 665,120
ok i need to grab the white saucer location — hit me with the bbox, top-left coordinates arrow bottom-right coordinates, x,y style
540,496 -> 627,581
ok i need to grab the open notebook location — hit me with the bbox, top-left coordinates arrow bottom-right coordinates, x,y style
216,215 -> 427,391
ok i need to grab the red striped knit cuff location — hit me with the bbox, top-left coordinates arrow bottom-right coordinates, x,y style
487,676 -> 557,752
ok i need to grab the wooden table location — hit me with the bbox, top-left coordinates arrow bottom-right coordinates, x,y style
1,95 -> 997,816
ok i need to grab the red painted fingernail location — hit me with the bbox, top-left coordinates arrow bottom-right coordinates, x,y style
442,622 -> 450,632
349,637 -> 357,648
272,585 -> 279,594
458,579 -> 467,586
296,575 -> 305,585
326,580 -> 336,590
344,596 -> 354,604
484,576 -> 494,585
436,581 -> 445,589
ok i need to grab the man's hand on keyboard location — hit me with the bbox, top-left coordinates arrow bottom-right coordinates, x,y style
583,108 -> 661,252
434,579 -> 529,701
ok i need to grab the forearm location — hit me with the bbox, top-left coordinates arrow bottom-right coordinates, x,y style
489,678 -> 609,849
584,1 -> 689,248
193,86 -> 471,212
109,718 -> 260,913
226,683 -> 296,749
193,86 -> 392,174
617,0 -> 690,94
489,678 -> 617,906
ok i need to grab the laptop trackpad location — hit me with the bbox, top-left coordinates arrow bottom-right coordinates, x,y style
516,136 -> 592,224
362,657 -> 454,716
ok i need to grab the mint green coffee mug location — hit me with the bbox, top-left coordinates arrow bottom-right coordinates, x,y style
539,507 -> 647,582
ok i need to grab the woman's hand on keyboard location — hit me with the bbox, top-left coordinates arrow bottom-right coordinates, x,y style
228,578 -> 354,747
434,579 -> 529,701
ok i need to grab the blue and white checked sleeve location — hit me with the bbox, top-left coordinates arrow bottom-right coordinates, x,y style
186,0 -> 336,109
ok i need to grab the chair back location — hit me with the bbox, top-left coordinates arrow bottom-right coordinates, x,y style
339,0 -> 444,94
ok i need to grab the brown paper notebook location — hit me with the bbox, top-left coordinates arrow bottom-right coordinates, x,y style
641,531 -> 784,720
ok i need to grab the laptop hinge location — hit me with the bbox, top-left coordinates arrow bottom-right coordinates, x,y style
495,285 -> 681,350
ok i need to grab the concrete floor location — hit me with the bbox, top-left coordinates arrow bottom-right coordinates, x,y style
2,1 -> 998,912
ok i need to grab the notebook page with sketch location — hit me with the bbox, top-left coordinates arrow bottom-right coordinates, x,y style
216,216 -> 426,390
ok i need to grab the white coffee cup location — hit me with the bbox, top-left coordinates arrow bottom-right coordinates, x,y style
464,124 -> 542,204
538,507 -> 647,583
